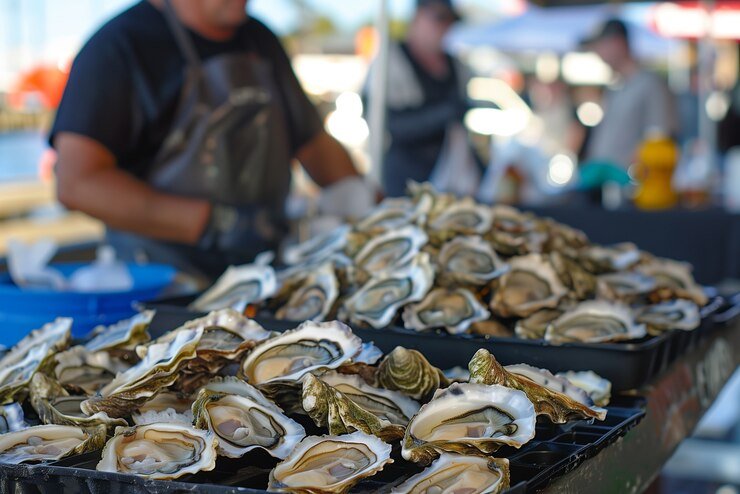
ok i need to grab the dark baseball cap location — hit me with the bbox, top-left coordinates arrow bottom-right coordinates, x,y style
416,0 -> 461,21
581,18 -> 629,46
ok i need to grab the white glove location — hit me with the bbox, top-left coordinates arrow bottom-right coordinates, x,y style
318,176 -> 376,220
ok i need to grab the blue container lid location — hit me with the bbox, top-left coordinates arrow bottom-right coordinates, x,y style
0,310 -> 139,346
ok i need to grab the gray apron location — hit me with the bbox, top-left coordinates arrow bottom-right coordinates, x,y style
107,0 -> 291,281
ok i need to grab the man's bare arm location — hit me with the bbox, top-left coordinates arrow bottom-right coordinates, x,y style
54,132 -> 210,244
295,131 -> 360,187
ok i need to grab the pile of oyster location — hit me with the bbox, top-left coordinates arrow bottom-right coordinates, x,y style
0,309 -> 612,493
228,182 -> 708,343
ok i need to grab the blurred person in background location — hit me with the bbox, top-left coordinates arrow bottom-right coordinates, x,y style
50,0 -> 373,283
366,0 -> 479,197
581,19 -> 676,170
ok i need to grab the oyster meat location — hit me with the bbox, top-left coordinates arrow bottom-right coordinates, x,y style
96,423 -> 218,480
401,383 -> 536,465
490,254 -> 567,318
636,299 -> 701,333
0,424 -> 105,464
391,453 -> 510,494
276,263 -> 339,322
545,301 -> 646,344
402,287 -> 490,334
191,262 -> 277,312
268,431 -> 393,494
193,377 -> 305,459
54,346 -> 131,395
436,236 -> 508,286
427,199 -> 493,237
132,391 -> 195,426
84,311 -> 153,353
354,225 -> 428,275
376,347 -> 449,403
283,225 -> 351,266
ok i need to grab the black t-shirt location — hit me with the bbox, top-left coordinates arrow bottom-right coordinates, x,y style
50,1 -> 321,179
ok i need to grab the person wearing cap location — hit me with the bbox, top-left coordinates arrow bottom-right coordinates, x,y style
50,0 -> 374,283
582,19 -> 676,170
366,0 -> 477,197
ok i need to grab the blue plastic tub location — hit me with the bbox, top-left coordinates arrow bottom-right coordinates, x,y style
0,263 -> 176,346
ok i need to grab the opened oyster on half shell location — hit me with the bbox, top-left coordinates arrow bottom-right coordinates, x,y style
635,299 -> 701,334
132,391 -> 195,426
0,424 -> 105,464
637,258 -> 708,306
191,262 -> 277,312
353,225 -> 428,275
54,345 -> 131,396
84,311 -> 153,354
545,301 -> 646,344
490,254 -> 567,318
436,236 -> 508,286
275,262 -> 339,322
427,199 -> 493,241
402,287 -> 491,334
283,224 -> 351,266
391,453 -> 510,494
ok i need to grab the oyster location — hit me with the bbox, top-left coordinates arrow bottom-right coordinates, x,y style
0,424 -> 105,464
391,454 -> 510,494
0,318 -> 71,404
355,196 -> 429,232
468,349 -> 606,423
402,287 -> 490,334
268,431 -> 393,494
489,254 -> 567,318
302,374 -> 404,441
436,236 -> 508,286
54,346 -> 131,395
241,321 -> 362,385
193,377 -> 305,459
597,272 -> 656,301
29,373 -> 127,429
132,392 -> 195,426
637,258 -> 708,306
354,225 -> 428,274
469,320 -> 514,338
283,225 -> 351,266
545,301 -> 646,344
276,263 -> 339,322
0,403 -> 27,433
549,251 -> 597,300
488,206 -> 547,255
340,253 -> 434,329
427,198 -> 493,238
81,326 -> 202,417
318,371 -> 420,425
352,342 -> 383,366
636,299 -> 701,333
578,242 -> 641,273
514,309 -> 563,340
191,262 -> 277,312
401,383 -> 536,465
376,347 -> 449,403
557,371 -> 612,407
96,423 -> 218,480
84,311 -> 153,353
504,364 -> 594,407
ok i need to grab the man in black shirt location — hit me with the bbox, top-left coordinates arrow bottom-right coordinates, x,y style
51,0 -> 366,281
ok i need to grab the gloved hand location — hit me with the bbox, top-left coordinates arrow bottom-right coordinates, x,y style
318,176 -> 378,220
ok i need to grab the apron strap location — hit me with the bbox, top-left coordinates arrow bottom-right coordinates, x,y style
162,0 -> 202,69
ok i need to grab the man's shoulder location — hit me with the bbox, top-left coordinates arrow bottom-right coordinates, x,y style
85,2 -> 163,50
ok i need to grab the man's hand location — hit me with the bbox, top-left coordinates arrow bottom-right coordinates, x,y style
54,132 -> 211,245
295,131 -> 360,187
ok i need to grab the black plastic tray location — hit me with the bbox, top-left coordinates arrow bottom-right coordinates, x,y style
143,296 -> 725,392
0,397 -> 646,494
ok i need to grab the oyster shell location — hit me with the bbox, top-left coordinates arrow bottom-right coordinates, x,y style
0,318 -> 71,404
637,258 -> 708,306
96,423 -> 217,480
402,287 -> 490,334
355,196 -> 429,232
29,373 -> 127,429
81,326 -> 202,417
401,383 -> 536,465
597,272 -> 656,301
468,349 -> 606,423
302,374 -> 404,441
241,321 -> 362,385
391,453 -> 510,494
578,242 -> 641,273
549,251 -> 597,300
488,206 -> 547,255
436,236 -> 508,286
514,309 -> 563,340
557,371 -> 612,407
340,253 -> 434,329
545,301 -> 646,344
428,198 -> 492,236
283,225 -> 351,266
0,424 -> 105,464
635,299 -> 701,333
276,263 -> 339,322
268,431 -> 393,494
354,225 -> 428,274
469,320 -> 514,338
191,262 -> 277,312
132,391 -> 194,426
54,346 -> 131,395
504,364 -> 594,407
376,347 -> 449,403
489,254 -> 567,318
193,377 -> 305,459
352,342 -> 383,366
0,403 -> 27,433
84,311 -> 153,353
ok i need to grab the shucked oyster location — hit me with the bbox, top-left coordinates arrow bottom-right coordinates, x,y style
191,262 -> 277,312
637,258 -> 708,306
545,301 -> 646,344
355,195 -> 431,232
514,309 -> 563,340
427,198 -> 493,239
0,424 -> 105,464
276,263 -> 339,322
401,383 -> 536,465
578,242 -> 641,273
84,311 -> 153,353
436,236 -> 508,286
193,377 -> 305,459
340,253 -> 434,329
283,224 -> 351,266
392,453 -> 510,494
376,347 -> 449,403
597,272 -> 656,301
268,431 -> 393,494
468,349 -> 606,423
548,251 -> 597,300
97,423 -> 217,480
132,391 -> 195,426
402,287 -> 490,334
354,225 -> 428,275
54,346 -> 131,395
490,254 -> 567,318
635,299 -> 701,333
0,318 -> 71,404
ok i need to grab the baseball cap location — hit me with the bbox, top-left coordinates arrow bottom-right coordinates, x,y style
416,0 -> 461,21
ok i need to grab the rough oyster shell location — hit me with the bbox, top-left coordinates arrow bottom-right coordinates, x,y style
354,225 -> 428,274
490,254 -> 567,318
0,318 -> 71,404
355,196 -> 430,232
437,236 -> 508,286
635,299 -> 701,333
283,225 -> 351,266
96,423 -> 218,480
578,242 -> 641,273
376,347 -> 449,403
84,311 -> 153,353
302,374 -> 404,441
549,251 -> 597,300
402,287 -> 491,334
193,377 -> 305,459
557,371 -> 612,407
468,349 -> 606,423
268,431 -> 393,494
428,198 -> 493,237
0,424 -> 106,464
391,453 -> 510,494
504,364 -> 594,407
514,309 -> 563,340
191,262 -> 277,312
545,301 -> 646,344
241,321 -> 362,385
132,391 -> 195,426
340,253 -> 434,329
401,383 -> 536,465
637,258 -> 708,306
597,272 -> 657,301
54,346 -> 131,395
276,263 -> 339,322
0,403 -> 27,434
